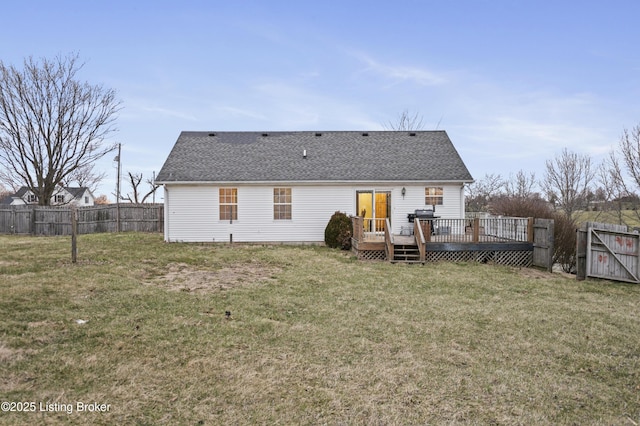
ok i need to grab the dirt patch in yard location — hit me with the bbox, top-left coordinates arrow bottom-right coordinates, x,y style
518,268 -> 553,280
150,262 -> 281,294
518,267 -> 574,280
0,342 -> 36,364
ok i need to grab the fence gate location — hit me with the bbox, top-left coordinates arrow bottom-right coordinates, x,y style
532,218 -> 554,271
577,222 -> 640,283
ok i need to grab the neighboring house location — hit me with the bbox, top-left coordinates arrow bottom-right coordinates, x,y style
155,131 -> 474,243
0,186 -> 95,206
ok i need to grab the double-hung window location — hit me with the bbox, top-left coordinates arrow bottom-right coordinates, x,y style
219,188 -> 238,221
425,187 -> 443,206
273,188 -> 292,220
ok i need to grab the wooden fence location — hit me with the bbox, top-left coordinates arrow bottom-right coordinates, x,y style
0,204 -> 164,236
576,221 -> 640,283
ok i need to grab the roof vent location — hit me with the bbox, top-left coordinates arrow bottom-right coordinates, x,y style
303,149 -> 307,159
409,132 -> 416,136
362,132 -> 369,136
208,133 -> 216,137
315,133 -> 322,137
261,133 -> 268,137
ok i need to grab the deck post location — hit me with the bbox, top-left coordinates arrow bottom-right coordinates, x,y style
527,217 -> 534,243
473,217 -> 480,242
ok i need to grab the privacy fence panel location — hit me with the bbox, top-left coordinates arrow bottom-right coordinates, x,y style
0,204 -> 163,236
0,207 -> 33,234
34,207 -> 72,236
577,221 -> 639,284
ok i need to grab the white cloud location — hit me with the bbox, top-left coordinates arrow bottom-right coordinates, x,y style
353,52 -> 448,87
119,96 -> 199,122
216,106 -> 267,121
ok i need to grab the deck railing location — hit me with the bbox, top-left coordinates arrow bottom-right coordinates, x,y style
352,216 -> 364,243
419,217 -> 533,243
414,218 -> 426,262
384,218 -> 394,260
351,217 -> 387,242
351,215 -> 533,246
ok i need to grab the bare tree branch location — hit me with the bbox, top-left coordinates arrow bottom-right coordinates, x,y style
0,53 -> 120,205
122,171 -> 160,203
384,109 -> 425,131
62,162 -> 106,194
465,173 -> 505,212
504,170 -> 538,198
602,125 -> 640,224
542,148 -> 596,219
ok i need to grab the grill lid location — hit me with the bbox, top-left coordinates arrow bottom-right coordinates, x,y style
414,209 -> 434,218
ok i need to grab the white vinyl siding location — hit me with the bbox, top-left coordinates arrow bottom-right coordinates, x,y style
163,183 -> 465,243
164,185 -> 218,242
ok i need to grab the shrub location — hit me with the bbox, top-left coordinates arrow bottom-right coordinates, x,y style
552,212 -> 578,273
490,195 -> 577,273
489,195 -> 553,218
324,211 -> 353,250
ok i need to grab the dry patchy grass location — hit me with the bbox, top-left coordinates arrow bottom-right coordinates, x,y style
0,233 -> 638,425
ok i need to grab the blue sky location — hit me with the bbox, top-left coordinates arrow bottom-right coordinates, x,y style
2,1 -> 640,199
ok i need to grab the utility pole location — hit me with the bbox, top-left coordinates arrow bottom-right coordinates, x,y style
115,143 -> 121,232
152,170 -> 156,204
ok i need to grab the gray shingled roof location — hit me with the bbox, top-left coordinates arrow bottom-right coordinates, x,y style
156,131 -> 473,183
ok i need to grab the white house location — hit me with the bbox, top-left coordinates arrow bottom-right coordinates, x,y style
0,186 -> 95,206
155,131 -> 474,243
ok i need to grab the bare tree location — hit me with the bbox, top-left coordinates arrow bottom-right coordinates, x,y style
121,171 -> 160,203
62,163 -> 107,194
601,125 -> 640,224
543,148 -> 596,219
504,170 -> 538,198
616,125 -> 640,190
384,109 -> 425,131
0,184 -> 9,201
465,173 -> 505,212
0,53 -> 120,205
597,153 -> 625,223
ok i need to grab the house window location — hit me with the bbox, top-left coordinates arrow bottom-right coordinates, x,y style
219,188 -> 238,221
85,196 -> 89,204
27,194 -> 37,203
54,194 -> 65,204
425,187 -> 443,205
273,188 -> 292,220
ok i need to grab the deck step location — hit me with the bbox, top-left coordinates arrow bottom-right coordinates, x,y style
392,244 -> 422,263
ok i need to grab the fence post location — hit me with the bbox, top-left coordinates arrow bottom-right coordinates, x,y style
30,206 -> 36,235
473,217 -> 480,242
576,224 -> 587,280
71,206 -> 78,263
527,217 -> 534,243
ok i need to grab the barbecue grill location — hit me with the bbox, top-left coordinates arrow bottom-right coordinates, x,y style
407,208 -> 438,223
407,208 -> 439,235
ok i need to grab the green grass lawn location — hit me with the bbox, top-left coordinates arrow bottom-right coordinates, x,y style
1,233 -> 639,425
576,209 -> 640,229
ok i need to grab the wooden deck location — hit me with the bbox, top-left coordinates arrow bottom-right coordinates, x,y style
351,215 -> 538,265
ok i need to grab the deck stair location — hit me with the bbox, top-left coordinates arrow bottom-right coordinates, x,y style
392,243 -> 421,263
389,234 -> 423,263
